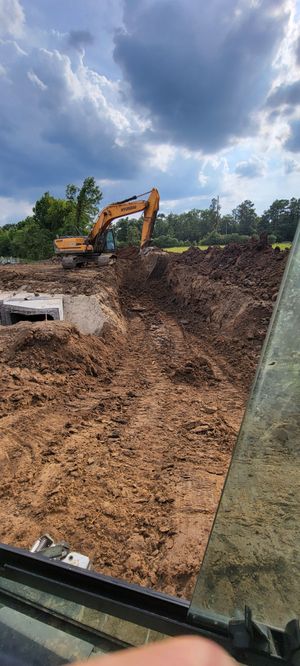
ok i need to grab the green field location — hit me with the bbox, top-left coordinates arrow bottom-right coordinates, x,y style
272,242 -> 291,250
165,246 -> 210,252
164,242 -> 292,253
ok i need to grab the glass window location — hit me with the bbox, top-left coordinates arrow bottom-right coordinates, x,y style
0,576 -> 165,660
189,224 -> 300,630
105,230 -> 115,251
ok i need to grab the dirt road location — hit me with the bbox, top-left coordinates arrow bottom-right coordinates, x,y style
0,244 -> 287,598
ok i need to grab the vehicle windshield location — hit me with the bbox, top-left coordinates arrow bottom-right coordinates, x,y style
0,226 -> 299,664
189,223 -> 300,629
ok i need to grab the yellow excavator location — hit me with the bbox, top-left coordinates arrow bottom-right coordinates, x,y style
54,188 -> 160,269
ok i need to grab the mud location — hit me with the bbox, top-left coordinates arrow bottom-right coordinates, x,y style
0,244 -> 288,599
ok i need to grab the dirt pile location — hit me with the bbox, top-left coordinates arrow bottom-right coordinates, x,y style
117,246 -> 140,260
169,355 -> 220,387
174,241 -> 287,298
162,242 -> 288,385
0,321 -> 114,377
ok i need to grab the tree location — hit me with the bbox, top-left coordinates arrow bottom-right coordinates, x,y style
258,198 -> 299,241
32,193 -> 75,236
153,213 -> 168,237
33,193 -> 56,230
10,217 -> 53,260
0,229 -> 13,256
209,197 -> 221,231
127,220 -> 140,245
288,198 -> 300,241
114,217 -> 130,244
0,176 -> 103,261
66,177 -> 103,231
233,200 -> 257,235
219,214 -> 236,235
199,209 -> 215,237
258,200 -> 286,240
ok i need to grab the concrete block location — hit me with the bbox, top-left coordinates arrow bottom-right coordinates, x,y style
0,296 -> 63,325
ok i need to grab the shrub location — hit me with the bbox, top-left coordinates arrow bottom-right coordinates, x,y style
153,235 -> 179,248
200,232 -> 251,246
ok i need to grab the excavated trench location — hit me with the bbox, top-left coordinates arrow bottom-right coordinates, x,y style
0,245 -> 288,598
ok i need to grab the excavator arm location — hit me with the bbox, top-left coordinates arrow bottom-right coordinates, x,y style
87,188 -> 160,249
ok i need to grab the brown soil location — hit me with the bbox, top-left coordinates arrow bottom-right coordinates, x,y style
0,243 -> 288,599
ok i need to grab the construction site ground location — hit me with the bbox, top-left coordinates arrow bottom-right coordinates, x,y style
0,243 -> 288,599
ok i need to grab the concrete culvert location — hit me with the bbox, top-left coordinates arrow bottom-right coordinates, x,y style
0,296 -> 63,326
0,290 -> 126,338
10,313 -> 54,324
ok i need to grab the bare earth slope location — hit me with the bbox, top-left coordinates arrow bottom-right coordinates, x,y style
0,244 -> 287,598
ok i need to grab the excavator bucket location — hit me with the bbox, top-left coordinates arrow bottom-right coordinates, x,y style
141,247 -> 170,279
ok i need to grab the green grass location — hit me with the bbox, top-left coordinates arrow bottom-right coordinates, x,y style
164,242 -> 292,253
165,245 -> 223,252
164,246 -> 194,253
272,242 -> 291,250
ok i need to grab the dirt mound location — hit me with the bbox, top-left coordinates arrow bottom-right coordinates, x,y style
169,356 -> 220,386
173,240 -> 288,298
117,245 -> 140,259
1,321 -> 112,378
159,243 -> 289,386
175,246 -> 203,265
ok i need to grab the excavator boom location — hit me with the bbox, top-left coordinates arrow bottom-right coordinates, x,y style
88,188 -> 160,248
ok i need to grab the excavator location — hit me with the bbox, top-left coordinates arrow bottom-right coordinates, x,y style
54,188 -> 161,269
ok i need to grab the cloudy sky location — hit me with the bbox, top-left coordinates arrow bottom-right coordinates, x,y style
0,0 -> 300,224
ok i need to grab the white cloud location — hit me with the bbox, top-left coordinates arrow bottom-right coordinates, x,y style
0,37 -> 28,62
147,144 -> 176,172
27,69 -> 47,90
0,0 -> 25,38
284,157 -> 300,172
0,196 -> 32,225
160,195 -> 213,213
198,172 -> 208,186
235,156 -> 266,178
0,42 -> 150,196
202,156 -> 229,173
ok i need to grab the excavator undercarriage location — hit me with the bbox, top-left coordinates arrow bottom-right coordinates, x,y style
61,253 -> 116,270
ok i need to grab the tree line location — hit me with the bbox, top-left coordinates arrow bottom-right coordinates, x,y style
115,196 -> 299,248
0,181 -> 298,261
0,177 -> 102,261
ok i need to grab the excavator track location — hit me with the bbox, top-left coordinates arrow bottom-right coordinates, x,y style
62,256 -> 82,269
